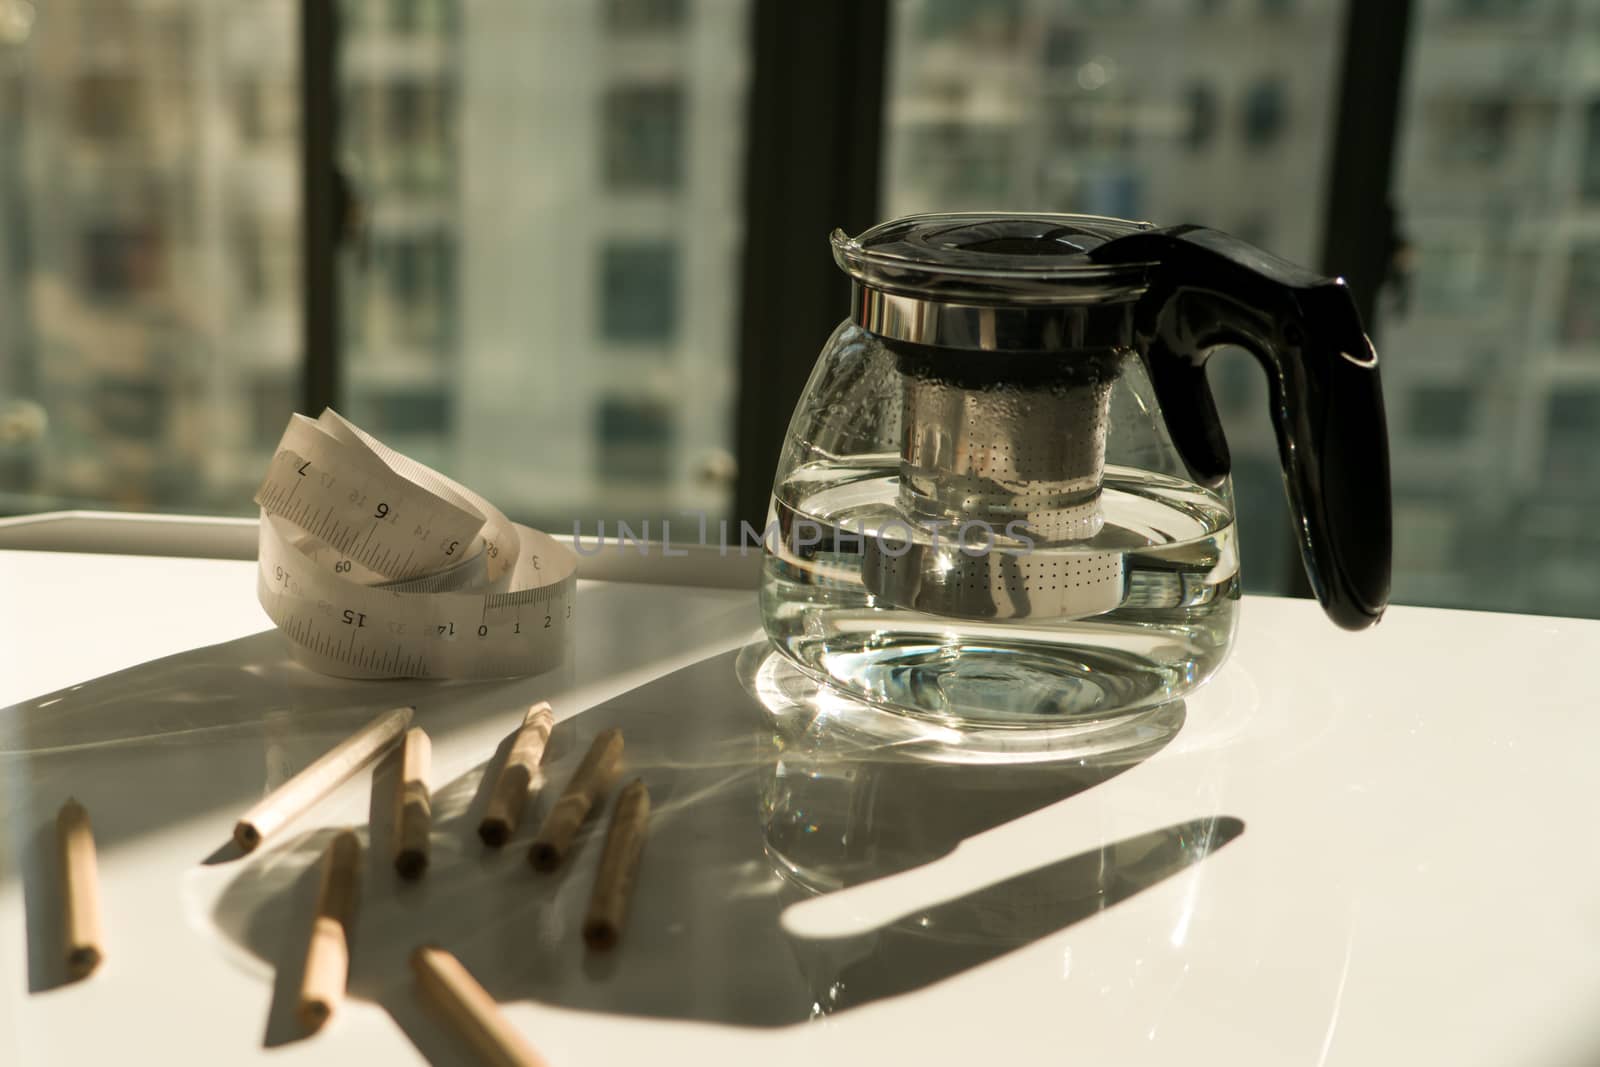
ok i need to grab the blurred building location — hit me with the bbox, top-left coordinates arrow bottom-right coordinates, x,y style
337,0 -> 750,527
445,0 -> 747,528
1,0 -> 749,529
6,0 -> 1600,615
2,0 -> 298,514
1382,0 -> 1600,615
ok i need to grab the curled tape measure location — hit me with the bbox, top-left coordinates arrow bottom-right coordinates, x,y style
253,409 -> 576,679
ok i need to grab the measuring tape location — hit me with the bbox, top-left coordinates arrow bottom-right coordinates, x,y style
253,410 -> 577,680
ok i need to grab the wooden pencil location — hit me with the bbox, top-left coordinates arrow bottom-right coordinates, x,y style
528,727 -> 623,872
411,946 -> 549,1067
393,727 -> 432,879
582,778 -> 650,951
298,830 -> 361,1031
56,798 -> 104,979
234,705 -> 412,852
478,702 -> 555,847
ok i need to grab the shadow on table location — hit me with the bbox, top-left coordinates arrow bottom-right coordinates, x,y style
5,580 -> 749,993
3,629 -> 534,992
209,646 -> 1243,1057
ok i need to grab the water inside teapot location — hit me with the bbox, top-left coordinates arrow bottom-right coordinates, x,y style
760,460 -> 1239,726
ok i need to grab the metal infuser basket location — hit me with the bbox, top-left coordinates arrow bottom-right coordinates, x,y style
863,345 -> 1127,621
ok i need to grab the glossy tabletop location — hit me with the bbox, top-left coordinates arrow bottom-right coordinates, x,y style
2,546 -> 1599,1065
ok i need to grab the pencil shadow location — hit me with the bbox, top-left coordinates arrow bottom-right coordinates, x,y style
1,579 -> 714,874
212,646 -> 1238,1036
381,992 -> 483,1067
202,840 -> 248,866
0,630 -> 538,870
785,815 -> 1245,1015
249,827 -> 344,1048
21,813 -> 81,994
368,744 -> 404,878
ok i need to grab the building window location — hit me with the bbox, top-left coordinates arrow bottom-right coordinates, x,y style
604,0 -> 687,34
595,396 -> 675,483
357,387 -> 452,437
1543,389 -> 1600,489
82,224 -> 166,301
1580,98 -> 1600,202
73,74 -> 140,139
1407,385 -> 1476,443
233,79 -> 296,145
250,375 -> 300,448
1042,27 -> 1084,69
389,0 -> 456,36
599,240 -> 678,344
1560,242 -> 1600,346
1184,82 -> 1219,153
603,85 -> 684,191
368,231 -> 456,348
1430,97 -> 1512,167
1449,0 -> 1535,18
93,377 -> 167,441
915,0 -> 1022,47
908,124 -> 1017,205
1241,76 -> 1287,148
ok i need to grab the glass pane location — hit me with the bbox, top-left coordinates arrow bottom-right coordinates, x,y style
0,1 -> 300,516
1380,0 -> 1600,616
338,0 -> 750,533
881,0 -> 1350,595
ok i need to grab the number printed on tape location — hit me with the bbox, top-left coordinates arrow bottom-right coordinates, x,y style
253,410 -> 577,680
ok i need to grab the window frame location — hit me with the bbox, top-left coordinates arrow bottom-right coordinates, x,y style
302,0 -> 1415,593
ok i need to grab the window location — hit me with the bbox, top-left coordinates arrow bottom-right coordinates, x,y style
1,0 -> 300,516
1543,390 -> 1600,491
1240,76 -> 1288,148
599,240 -> 679,345
603,85 -> 685,192
1582,98 -> 1600,202
6,0 -> 1600,624
1407,385 -> 1476,443
605,0 -> 688,34
595,397 -> 675,484
1184,81 -> 1219,152
1379,0 -> 1600,613
350,385 -> 452,439
1561,243 -> 1600,348
250,376 -> 301,449
341,0 -> 748,526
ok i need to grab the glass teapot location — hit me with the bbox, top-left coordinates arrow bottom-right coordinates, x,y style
759,213 -> 1391,730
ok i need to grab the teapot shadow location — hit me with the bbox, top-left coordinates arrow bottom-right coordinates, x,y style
212,646 -> 1242,1041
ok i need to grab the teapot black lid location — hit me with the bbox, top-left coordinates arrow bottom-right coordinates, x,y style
834,212 -> 1159,305
854,213 -> 1151,265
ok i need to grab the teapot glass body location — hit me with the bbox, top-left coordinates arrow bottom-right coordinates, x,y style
759,318 -> 1241,729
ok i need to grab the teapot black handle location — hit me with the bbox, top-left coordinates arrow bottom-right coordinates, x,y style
1092,226 -> 1392,630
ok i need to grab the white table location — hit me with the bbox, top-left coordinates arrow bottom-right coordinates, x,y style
3,530 -> 1599,1065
